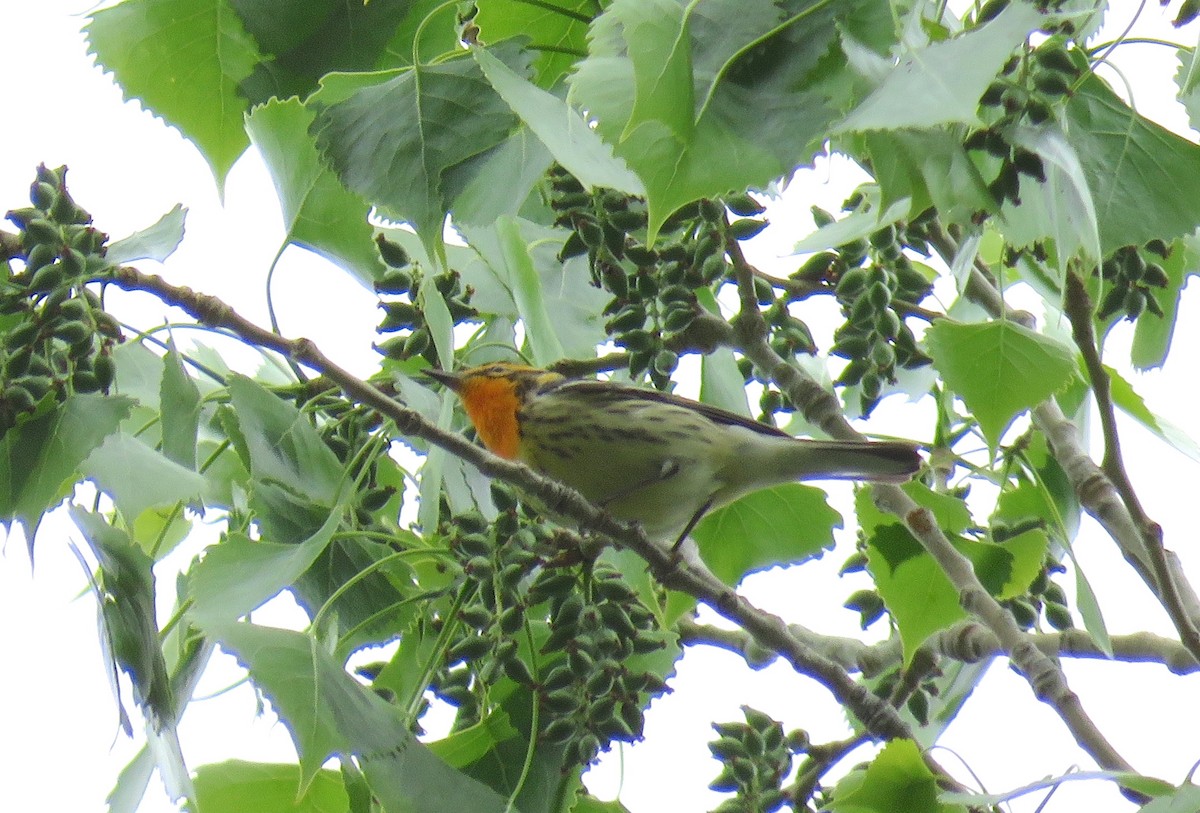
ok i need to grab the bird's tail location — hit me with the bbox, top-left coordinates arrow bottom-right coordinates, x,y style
784,439 -> 922,483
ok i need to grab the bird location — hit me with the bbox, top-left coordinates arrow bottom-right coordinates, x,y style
425,362 -> 921,548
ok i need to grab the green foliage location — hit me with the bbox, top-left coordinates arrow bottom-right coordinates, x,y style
8,2 -> 1200,812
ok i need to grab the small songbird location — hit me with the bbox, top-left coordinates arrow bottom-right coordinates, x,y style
426,362 -> 921,547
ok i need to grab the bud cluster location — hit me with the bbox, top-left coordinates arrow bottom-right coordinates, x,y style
707,706 -> 805,812
432,491 -> 670,766
548,166 -> 768,388
371,234 -> 477,366
1095,241 -> 1171,322
2,165 -> 120,434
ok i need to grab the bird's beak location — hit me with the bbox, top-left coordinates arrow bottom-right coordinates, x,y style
423,368 -> 463,392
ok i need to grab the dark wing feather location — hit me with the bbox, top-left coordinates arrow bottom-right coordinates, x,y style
549,379 -> 792,438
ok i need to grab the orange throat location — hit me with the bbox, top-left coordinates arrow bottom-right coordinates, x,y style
458,376 -> 523,460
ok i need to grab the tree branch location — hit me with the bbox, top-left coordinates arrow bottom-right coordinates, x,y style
721,237 -> 1142,788
107,265 -> 924,756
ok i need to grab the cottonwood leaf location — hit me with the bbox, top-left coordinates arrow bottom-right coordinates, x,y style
247,98 -> 384,286
836,3 -> 1041,132
694,484 -> 841,585
925,320 -> 1076,450
86,0 -> 260,190
207,621 -> 513,809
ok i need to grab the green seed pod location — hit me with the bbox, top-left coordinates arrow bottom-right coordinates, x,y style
359,486 -> 394,512
835,267 -> 869,299
1123,288 -> 1146,320
605,304 -> 647,333
503,656 -> 535,685
791,251 -> 837,283
5,321 -> 40,351
4,347 -> 33,377
869,340 -> 896,369
1026,99 -> 1053,124
375,234 -> 411,268
403,328 -> 431,358
866,280 -> 892,311
705,738 -> 744,762
3,384 -> 37,413
1143,262 -> 1169,288
57,319 -> 92,347
1045,601 -> 1074,630
1008,597 -> 1038,628
14,375 -> 52,400
1033,69 -> 1072,97
618,328 -> 654,352
24,218 -> 62,246
93,353 -> 116,389
23,243 -> 57,274
447,635 -> 494,663
977,0 -> 1009,23
551,191 -> 591,211
30,182 -> 57,211
699,253 -> 727,283
375,269 -> 413,296
653,348 -> 678,376
567,647 -> 594,677
635,272 -> 659,300
876,308 -> 901,339
498,605 -> 524,635
810,206 -> 835,228
464,555 -> 494,581
1012,149 -> 1046,182
1034,45 -> 1078,76
708,767 -> 740,793
71,369 -> 100,393
458,605 -> 492,629
662,303 -> 696,333
377,301 -> 419,332
725,193 -> 766,217
29,263 -> 65,294
1096,286 -> 1126,320
607,209 -> 647,231
844,588 -> 885,627
557,230 -> 589,263
728,218 -> 768,241
542,718 -> 578,745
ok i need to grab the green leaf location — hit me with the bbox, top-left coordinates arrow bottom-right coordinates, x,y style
231,0 -> 421,103
194,761 -> 349,813
458,219 -> 610,360
1067,71 -> 1200,254
570,0 -> 849,240
924,320 -> 1076,450
793,192 -> 912,254
475,0 -> 594,87
427,712 -> 520,769
160,347 -> 201,470
228,375 -> 343,505
106,204 -> 188,265
86,0 -> 260,190
1001,124 -> 1101,268
831,738 -> 963,813
451,129 -> 554,228
1175,44 -> 1200,133
867,524 -> 966,663
836,3 -> 1041,132
207,621 -> 513,810
1106,365 -> 1200,464
0,395 -> 133,535
865,130 -> 993,226
80,432 -> 206,526
1131,236 -> 1192,370
473,47 -> 644,195
960,530 -> 1047,601
71,509 -> 173,723
693,484 -> 841,585
1064,544 -> 1112,656
189,504 -> 340,625
246,98 -> 384,286
310,46 -> 524,254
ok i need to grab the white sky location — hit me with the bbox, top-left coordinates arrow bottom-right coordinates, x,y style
4,2 -> 1200,812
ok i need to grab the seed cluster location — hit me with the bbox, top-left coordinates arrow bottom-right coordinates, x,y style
708,706 -> 806,812
2,165 -> 120,433
433,490 -> 670,767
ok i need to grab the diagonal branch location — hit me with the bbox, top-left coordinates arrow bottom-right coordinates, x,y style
107,265 -> 932,762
